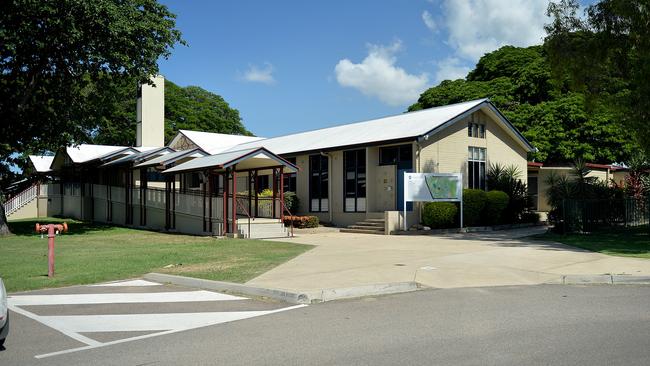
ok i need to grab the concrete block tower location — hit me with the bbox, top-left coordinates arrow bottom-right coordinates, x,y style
136,75 -> 165,147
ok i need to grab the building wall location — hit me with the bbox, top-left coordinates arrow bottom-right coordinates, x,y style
6,198 -> 38,220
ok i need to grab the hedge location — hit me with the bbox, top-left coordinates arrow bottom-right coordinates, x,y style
484,190 -> 509,225
422,202 -> 458,229
463,189 -> 487,226
283,215 -> 319,228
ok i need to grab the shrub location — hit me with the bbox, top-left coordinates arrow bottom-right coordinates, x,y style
463,189 -> 487,226
283,215 -> 319,228
484,190 -> 509,225
487,163 -> 530,223
422,202 -> 458,229
284,191 -> 299,213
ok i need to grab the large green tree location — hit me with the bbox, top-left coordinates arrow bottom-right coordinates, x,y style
545,0 -> 650,155
93,79 -> 252,146
409,45 -> 638,164
0,0 -> 183,235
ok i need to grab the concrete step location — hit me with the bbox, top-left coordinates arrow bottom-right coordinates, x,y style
355,221 -> 384,227
348,225 -> 384,231
364,218 -> 386,223
340,228 -> 385,235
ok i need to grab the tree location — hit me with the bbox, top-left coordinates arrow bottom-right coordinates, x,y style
93,79 -> 252,146
409,45 -> 639,164
0,0 -> 184,235
545,0 -> 650,155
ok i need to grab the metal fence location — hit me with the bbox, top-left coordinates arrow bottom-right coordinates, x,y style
560,198 -> 650,233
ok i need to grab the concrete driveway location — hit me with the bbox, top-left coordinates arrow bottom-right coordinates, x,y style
248,227 -> 650,291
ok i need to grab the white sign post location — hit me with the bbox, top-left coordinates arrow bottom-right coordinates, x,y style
403,173 -> 463,231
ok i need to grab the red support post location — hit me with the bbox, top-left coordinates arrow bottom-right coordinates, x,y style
254,170 -> 259,218
231,166 -> 237,235
223,171 -> 228,236
272,168 -> 277,218
280,166 -> 285,221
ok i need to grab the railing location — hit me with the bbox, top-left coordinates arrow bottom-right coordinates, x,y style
560,198 -> 650,233
279,199 -> 294,238
4,184 -> 38,215
235,197 -> 252,238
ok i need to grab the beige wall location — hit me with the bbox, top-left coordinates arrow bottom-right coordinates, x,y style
6,198 -> 38,221
418,110 -> 528,183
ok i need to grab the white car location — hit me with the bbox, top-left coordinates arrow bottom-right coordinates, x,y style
0,278 -> 7,346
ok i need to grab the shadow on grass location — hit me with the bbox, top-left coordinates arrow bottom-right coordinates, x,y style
533,227 -> 650,257
7,217 -> 115,236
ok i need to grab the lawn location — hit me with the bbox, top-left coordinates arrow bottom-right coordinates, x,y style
0,218 -> 312,293
538,227 -> 650,259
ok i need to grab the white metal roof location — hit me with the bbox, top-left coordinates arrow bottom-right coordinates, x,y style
169,130 -> 264,154
134,148 -> 208,168
28,155 -> 54,173
222,99 -> 534,155
99,147 -> 174,167
64,144 -> 129,163
163,147 -> 298,174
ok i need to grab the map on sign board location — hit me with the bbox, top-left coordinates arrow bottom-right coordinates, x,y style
404,173 -> 462,202
425,175 -> 459,200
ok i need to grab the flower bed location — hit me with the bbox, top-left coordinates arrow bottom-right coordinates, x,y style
283,215 -> 319,229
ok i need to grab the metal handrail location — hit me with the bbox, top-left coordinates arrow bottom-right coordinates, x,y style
279,199 -> 294,238
235,197 -> 252,238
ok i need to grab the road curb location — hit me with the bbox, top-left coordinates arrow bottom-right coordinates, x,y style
561,275 -> 650,285
144,273 -> 420,304
144,273 -> 311,304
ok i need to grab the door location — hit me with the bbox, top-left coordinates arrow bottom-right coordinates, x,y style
396,162 -> 413,211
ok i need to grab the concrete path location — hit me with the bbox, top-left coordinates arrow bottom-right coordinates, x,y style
248,227 -> 650,291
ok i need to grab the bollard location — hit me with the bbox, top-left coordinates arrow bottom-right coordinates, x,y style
35,222 -> 68,277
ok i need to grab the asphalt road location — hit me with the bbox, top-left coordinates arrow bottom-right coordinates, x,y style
1,284 -> 649,365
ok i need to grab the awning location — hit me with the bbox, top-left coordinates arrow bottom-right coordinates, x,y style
100,147 -> 175,168
162,147 -> 298,174
134,148 -> 208,169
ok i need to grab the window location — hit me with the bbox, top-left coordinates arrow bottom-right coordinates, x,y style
344,149 -> 366,212
283,157 -> 297,193
379,144 -> 413,166
468,147 -> 486,190
468,122 -> 486,138
309,155 -> 328,212
181,172 -> 201,192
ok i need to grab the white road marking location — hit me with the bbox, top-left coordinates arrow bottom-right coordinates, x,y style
8,305 -> 102,347
88,279 -> 161,287
33,305 -> 307,359
41,310 -> 297,332
8,290 -> 245,306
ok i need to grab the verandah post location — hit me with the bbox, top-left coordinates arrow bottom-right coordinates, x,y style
208,172 -> 213,234
232,165 -> 237,235
280,166 -> 285,221
254,170 -> 259,218
223,170 -> 228,236
272,168 -> 277,218
248,170 -> 252,218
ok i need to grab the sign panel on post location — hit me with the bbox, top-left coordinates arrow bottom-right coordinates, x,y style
403,173 -> 463,231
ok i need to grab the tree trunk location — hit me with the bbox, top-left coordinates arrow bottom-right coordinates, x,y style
0,189 -> 12,235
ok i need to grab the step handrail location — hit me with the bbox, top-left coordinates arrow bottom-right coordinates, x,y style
279,199 -> 294,238
235,196 -> 251,238
3,183 -> 38,215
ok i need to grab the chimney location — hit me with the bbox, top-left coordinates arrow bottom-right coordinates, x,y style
136,75 -> 165,147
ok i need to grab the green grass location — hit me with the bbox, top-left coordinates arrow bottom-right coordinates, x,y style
537,227 -> 650,259
0,218 -> 312,293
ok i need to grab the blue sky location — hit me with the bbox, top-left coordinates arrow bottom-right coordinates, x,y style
157,1 -> 558,138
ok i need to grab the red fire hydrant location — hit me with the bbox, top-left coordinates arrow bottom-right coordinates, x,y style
35,222 -> 68,278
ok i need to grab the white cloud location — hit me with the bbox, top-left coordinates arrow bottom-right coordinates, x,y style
242,63 -> 275,84
442,0 -> 549,60
334,41 -> 430,106
435,57 -> 471,83
422,10 -> 437,32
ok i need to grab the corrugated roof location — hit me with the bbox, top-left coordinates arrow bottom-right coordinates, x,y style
171,130 -> 264,153
221,99 -> 487,155
29,155 -> 54,173
163,147 -> 298,174
222,99 -> 534,155
134,148 -> 208,168
65,144 -> 129,163
99,147 -> 174,167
